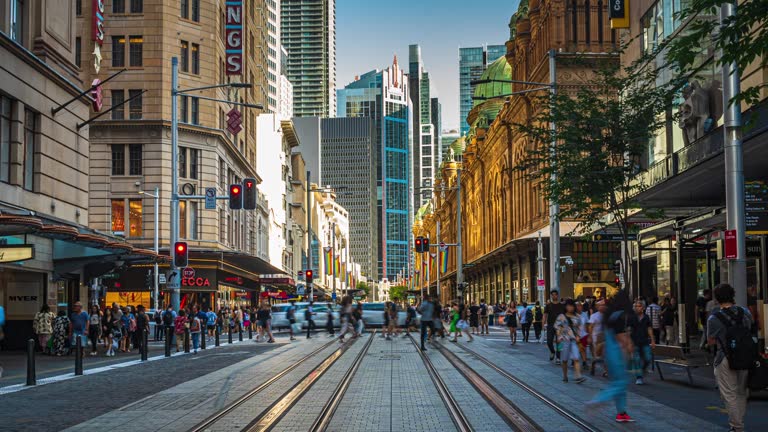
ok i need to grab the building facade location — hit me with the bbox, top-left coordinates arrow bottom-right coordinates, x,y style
281,0 -> 336,117
458,44 -> 505,135
321,117 -> 377,280
337,57 -> 410,281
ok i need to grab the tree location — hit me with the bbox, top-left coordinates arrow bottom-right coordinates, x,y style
514,51 -> 679,292
389,285 -> 407,302
356,281 -> 370,300
667,0 -> 768,108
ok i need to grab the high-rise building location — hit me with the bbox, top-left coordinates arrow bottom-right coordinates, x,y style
281,0 -> 336,117
320,118 -> 377,279
459,45 -> 506,134
337,57 -> 410,281
431,98 -> 443,174
408,44 -> 442,210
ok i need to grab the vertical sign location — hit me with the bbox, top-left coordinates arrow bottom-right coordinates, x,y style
724,229 -> 737,260
225,1 -> 244,75
205,187 -> 216,209
745,180 -> 768,234
92,0 -> 105,45
609,0 -> 630,29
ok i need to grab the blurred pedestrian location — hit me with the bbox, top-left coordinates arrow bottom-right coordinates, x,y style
174,310 -> 187,352
480,299 -> 489,335
305,301 -> 316,338
88,304 -> 102,356
69,301 -> 89,357
520,302 -> 532,343
102,307 -> 116,356
555,299 -> 586,383
628,301 -> 654,385
52,310 -> 70,356
33,304 -> 55,354
544,290 -> 565,364
287,300 -> 297,341
505,302 -> 518,345
418,295 -> 435,351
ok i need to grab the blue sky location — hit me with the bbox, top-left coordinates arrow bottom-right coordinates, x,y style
336,0 -> 518,131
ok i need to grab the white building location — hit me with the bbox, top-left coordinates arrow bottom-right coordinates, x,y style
280,74 -> 294,120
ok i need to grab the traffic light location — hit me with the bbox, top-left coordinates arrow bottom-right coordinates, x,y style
415,237 -> 423,253
173,242 -> 188,268
422,237 -> 429,253
243,177 -> 257,209
305,269 -> 313,284
229,183 -> 242,209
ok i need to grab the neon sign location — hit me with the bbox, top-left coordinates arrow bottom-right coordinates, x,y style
225,1 -> 243,75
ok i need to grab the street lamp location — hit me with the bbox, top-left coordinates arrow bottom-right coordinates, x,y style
138,188 -> 159,311
169,57 -> 263,311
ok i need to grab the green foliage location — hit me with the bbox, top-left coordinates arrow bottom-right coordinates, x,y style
389,285 -> 407,301
356,281 -> 370,299
667,0 -> 768,107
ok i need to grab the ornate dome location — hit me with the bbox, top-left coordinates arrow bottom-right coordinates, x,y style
472,56 -> 512,108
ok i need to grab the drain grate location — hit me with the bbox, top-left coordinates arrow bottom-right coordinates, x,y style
379,355 -> 402,360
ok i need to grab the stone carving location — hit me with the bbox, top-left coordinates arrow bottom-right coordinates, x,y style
679,80 -> 723,146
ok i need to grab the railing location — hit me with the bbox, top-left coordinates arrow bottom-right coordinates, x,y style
677,131 -> 724,172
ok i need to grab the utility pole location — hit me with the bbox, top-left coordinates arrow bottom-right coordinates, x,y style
170,57 -> 180,311
720,2 -> 747,306
456,168 -> 464,303
537,231 -> 545,307
306,170 -> 313,302
332,221 -> 336,301
548,49 -> 561,295
436,219 -> 441,300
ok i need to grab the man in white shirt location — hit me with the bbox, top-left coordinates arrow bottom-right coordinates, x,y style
588,300 -> 606,372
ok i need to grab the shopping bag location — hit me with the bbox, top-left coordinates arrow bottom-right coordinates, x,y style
291,322 -> 302,333
457,320 -> 469,330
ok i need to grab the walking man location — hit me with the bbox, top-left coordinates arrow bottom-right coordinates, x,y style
629,301 -> 654,385
645,296 -> 662,348
305,301 -> 316,339
418,296 -> 435,351
532,301 -> 544,342
479,299 -> 489,335
287,300 -> 297,341
543,290 -> 565,364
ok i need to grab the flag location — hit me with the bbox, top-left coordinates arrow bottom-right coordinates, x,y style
440,249 -> 449,273
334,255 -> 340,276
341,262 -> 346,283
324,247 -> 333,275
430,253 -> 436,272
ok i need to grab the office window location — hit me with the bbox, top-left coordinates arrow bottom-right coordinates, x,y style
191,0 -> 200,21
128,89 -> 142,119
180,41 -> 189,72
10,0 -> 24,44
75,37 -> 82,68
129,144 -> 142,175
180,96 -> 188,122
189,148 -> 199,179
112,36 -> 126,67
24,109 -> 37,190
179,147 -> 187,178
191,97 -> 199,125
191,43 -> 200,74
189,201 -> 198,239
111,90 -> 125,119
179,201 -> 187,238
129,36 -> 143,66
181,0 -> 188,19
219,158 -> 226,190
113,0 -> 125,13
111,144 -> 125,175
130,0 -> 143,13
128,199 -> 143,237
76,0 -> 82,16
0,96 -> 11,183
111,199 -> 125,234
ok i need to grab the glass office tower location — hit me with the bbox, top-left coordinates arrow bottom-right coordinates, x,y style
459,44 -> 506,134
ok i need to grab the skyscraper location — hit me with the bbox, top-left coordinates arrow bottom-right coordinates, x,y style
337,58 -> 410,281
281,0 -> 336,117
409,44 -> 442,210
266,0 -> 281,113
321,118 -> 378,279
459,45 -> 506,134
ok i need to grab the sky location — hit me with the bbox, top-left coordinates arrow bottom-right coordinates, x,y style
335,0 -> 518,132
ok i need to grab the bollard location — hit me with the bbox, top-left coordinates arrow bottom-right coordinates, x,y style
26,339 -> 36,386
201,329 -> 206,350
75,335 -> 83,376
141,331 -> 148,361
228,328 -> 233,344
165,327 -> 172,357
215,326 -> 220,347
248,324 -> 253,340
239,328 -> 243,342
184,328 -> 190,353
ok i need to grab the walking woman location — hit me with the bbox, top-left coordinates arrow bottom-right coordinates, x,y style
555,299 -> 586,383
102,307 -> 116,356
51,310 -> 70,356
33,304 -> 55,354
505,302 -> 519,345
256,301 -> 275,343
88,304 -> 102,356
449,303 -> 461,342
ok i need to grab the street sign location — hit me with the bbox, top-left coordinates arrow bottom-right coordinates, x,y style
439,242 -> 447,251
159,273 -> 166,284
724,229 -> 737,259
746,180 -> 768,234
298,270 -> 304,277
537,279 -> 545,291
167,272 -> 180,289
205,187 -> 216,209
182,267 -> 195,278
332,292 -> 337,301
592,233 -> 637,242
297,285 -> 305,295
101,272 -> 120,279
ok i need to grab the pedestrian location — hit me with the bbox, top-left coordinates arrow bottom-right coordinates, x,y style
305,301 -> 316,339
469,300 -> 480,335
505,302 -> 519,345
87,304 -> 102,356
154,307 -> 164,342
189,309 -> 202,353
354,302 -> 364,334
588,300 -> 607,375
286,300 -> 297,341
326,302 -> 336,336
418,295 -> 435,351
257,301 -> 275,343
532,301 -> 544,342
661,297 -> 676,345
162,305 -> 174,340
628,301 -> 655,385
69,301 -> 89,357
33,304 -> 55,354
449,303 -> 461,342
52,310 -> 70,356
205,307 -> 217,341
174,310 -> 187,352
432,300 -> 445,340
588,290 -> 635,423
480,300 -> 490,333
520,302 -> 532,343
576,302 -> 590,367
707,283 -> 753,432
405,303 -> 417,334
645,296 -> 662,348
338,296 -> 359,342
102,307 -> 116,356
555,299 -> 586,383
543,290 -> 565,364
383,301 -> 392,339
458,302 -> 474,342
388,301 -> 399,338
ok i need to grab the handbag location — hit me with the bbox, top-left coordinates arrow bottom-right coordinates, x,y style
457,319 -> 469,330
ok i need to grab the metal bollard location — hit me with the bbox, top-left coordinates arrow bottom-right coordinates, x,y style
228,328 -> 233,344
165,327 -> 172,357
75,336 -> 83,375
184,328 -> 190,353
248,324 -> 253,340
239,328 -> 243,342
141,331 -> 148,361
215,326 -> 220,347
201,329 -> 206,350
26,339 -> 36,386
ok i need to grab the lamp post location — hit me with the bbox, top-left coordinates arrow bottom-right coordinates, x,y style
139,187 -> 160,310
170,57 -> 261,311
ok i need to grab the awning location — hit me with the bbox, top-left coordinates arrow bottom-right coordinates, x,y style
516,221 -> 583,240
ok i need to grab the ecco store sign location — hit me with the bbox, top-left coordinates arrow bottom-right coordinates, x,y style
225,1 -> 244,75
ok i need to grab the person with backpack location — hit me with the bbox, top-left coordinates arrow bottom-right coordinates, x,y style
707,283 -> 754,432
189,309 -> 202,354
205,308 -> 217,341
154,308 -> 164,342
305,301 -> 316,339
162,306 -> 175,344
532,301 -> 544,342
479,299 -> 489,335
135,305 -> 150,356
520,302 -> 533,342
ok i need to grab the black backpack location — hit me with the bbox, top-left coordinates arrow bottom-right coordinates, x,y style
714,307 -> 757,370
162,311 -> 173,326
534,306 -> 543,321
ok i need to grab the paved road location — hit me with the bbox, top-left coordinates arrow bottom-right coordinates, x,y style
0,326 -> 765,431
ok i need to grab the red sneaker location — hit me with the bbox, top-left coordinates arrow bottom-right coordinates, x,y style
615,413 -> 635,423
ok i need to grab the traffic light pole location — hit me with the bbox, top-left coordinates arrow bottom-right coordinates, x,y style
170,57 -> 181,311
307,170 -> 313,302
456,168 -> 464,303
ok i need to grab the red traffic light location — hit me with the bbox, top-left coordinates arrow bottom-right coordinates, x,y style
176,243 -> 186,253
245,180 -> 253,188
232,186 -> 240,195
305,270 -> 313,278
229,183 -> 243,209
173,241 -> 188,267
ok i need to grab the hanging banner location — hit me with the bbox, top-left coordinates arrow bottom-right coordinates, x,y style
334,255 -> 340,277
324,247 -> 333,275
440,249 -> 449,273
